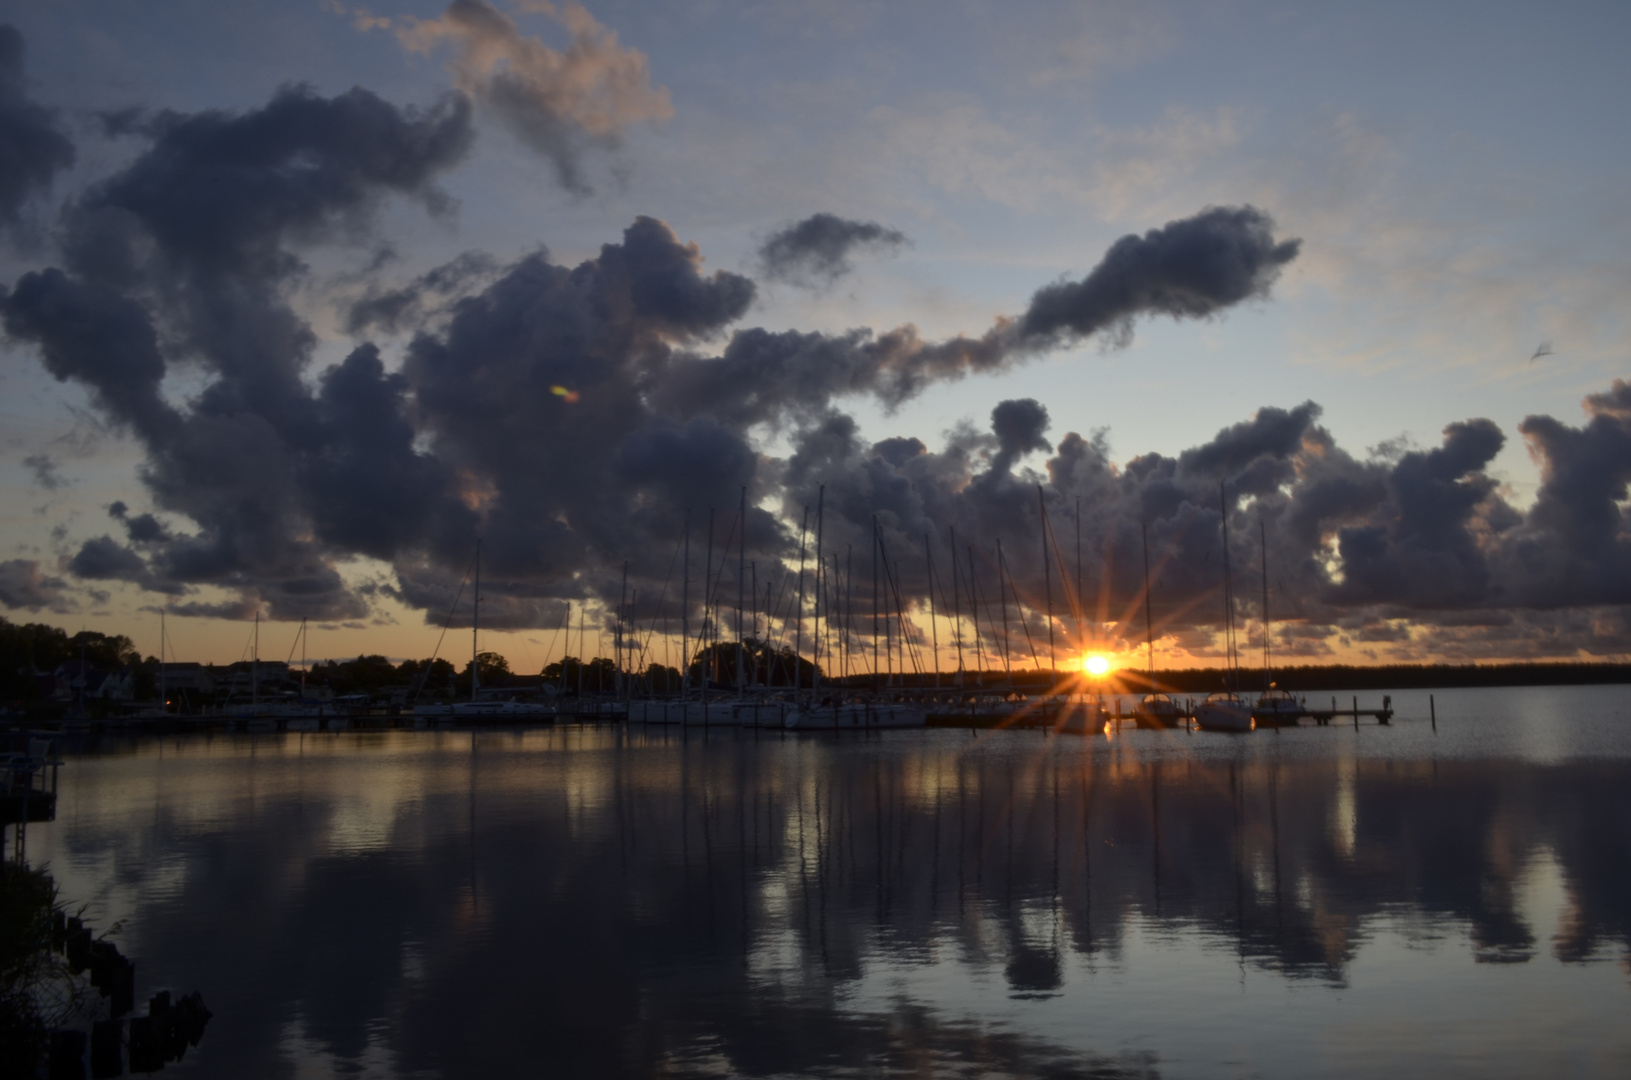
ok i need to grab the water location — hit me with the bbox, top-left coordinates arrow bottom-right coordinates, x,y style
22,684 -> 1631,1078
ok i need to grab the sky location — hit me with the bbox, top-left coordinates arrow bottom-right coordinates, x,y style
0,0 -> 1629,674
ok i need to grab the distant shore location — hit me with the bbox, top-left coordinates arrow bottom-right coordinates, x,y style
836,662 -> 1631,694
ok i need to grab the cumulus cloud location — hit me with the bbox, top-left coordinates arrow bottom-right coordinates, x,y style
3,45 -> 1625,661
2,81 -> 475,621
1015,205 -> 1300,350
0,24 -> 75,233
758,212 -> 907,284
395,0 -> 672,192
0,559 -> 71,613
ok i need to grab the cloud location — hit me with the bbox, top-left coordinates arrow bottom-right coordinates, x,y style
1,170 -> 1306,639
2,82 -> 474,622
0,25 -> 75,233
7,60 -> 1622,659
758,212 -> 907,284
3,269 -> 177,441
68,535 -> 154,584
22,452 -> 65,490
656,205 -> 1301,415
1015,205 -> 1300,350
395,0 -> 672,192
0,559 -> 71,613
344,250 -> 499,335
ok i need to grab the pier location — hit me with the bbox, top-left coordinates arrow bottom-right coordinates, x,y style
3,736 -> 60,860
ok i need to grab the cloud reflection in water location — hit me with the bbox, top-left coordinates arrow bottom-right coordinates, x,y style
31,725 -> 1631,1078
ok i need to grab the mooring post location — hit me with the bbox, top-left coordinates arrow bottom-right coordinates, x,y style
1430,694 -> 1436,731
1353,696 -> 1358,729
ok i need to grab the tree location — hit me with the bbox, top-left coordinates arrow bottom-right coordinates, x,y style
456,651 -> 512,696
688,639 -> 820,688
642,663 -> 682,695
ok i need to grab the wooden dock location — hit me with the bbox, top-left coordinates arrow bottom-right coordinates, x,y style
1300,696 -> 1394,725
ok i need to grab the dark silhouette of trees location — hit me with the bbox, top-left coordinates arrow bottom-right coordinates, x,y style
0,617 -> 141,702
689,639 -> 820,688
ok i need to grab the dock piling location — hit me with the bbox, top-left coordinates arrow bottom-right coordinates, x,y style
1430,694 -> 1436,731
1353,696 -> 1358,730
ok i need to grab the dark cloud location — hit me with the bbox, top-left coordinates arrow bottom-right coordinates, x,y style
4,63 -> 1621,659
0,25 -> 75,232
758,212 -> 908,284
68,535 -> 152,584
0,558 -> 70,612
1494,379 -> 1631,610
344,250 -> 498,335
3,82 -> 474,621
107,501 -> 173,545
1016,205 -> 1301,350
2,269 -> 177,441
1328,419 -> 1505,608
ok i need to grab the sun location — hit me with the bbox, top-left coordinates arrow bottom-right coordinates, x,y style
1083,654 -> 1112,678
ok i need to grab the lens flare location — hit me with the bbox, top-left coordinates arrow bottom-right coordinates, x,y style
1084,654 -> 1111,677
551,385 -> 580,403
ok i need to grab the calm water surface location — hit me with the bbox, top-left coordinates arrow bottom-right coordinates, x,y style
26,685 -> 1631,1078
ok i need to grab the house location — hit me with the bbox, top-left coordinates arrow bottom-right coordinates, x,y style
156,663 -> 215,695
217,661 -> 291,695
52,659 -> 135,702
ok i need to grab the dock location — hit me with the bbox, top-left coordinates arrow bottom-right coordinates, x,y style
1300,696 -> 1395,725
3,736 -> 61,860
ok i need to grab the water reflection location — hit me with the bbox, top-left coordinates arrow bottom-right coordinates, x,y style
31,726 -> 1631,1078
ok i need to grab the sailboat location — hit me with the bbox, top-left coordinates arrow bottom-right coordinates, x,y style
1251,520 -> 1304,726
1194,484 -> 1255,733
416,541 -> 552,723
783,497 -> 927,731
1133,522 -> 1182,729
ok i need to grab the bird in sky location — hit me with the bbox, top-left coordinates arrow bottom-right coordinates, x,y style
1530,341 -> 1554,362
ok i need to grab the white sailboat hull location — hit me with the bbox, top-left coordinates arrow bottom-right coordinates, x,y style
784,703 -> 927,730
1195,699 -> 1255,732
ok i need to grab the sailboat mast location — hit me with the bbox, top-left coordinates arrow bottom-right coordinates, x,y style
1219,483 -> 1236,693
949,527 -> 963,683
252,611 -> 259,709
812,485 -> 824,697
704,508 -> 715,704
996,539 -> 1013,677
618,561 -> 629,700
681,511 -> 690,697
159,609 -> 167,714
1075,497 -> 1083,641
471,538 -> 481,702
924,534 -> 940,689
1261,519 -> 1271,694
1142,524 -> 1155,686
738,486 -> 746,694
966,545 -> 984,686
792,507 -> 808,695
872,517 -> 880,682
1075,496 -> 1084,659
1039,487 -> 1056,678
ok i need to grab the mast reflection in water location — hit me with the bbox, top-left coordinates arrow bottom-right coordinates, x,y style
28,692 -> 1631,1078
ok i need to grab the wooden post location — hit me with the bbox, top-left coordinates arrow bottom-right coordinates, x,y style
1353,696 -> 1358,729
1430,694 -> 1436,731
